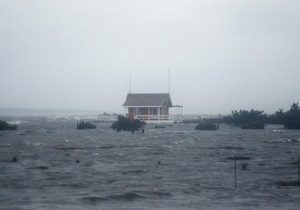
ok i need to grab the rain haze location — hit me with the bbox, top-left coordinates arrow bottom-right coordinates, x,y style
1,0 -> 299,115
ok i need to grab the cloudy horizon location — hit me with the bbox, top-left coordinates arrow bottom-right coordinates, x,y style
1,1 -> 299,115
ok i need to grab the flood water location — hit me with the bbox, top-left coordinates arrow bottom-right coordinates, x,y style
0,115 -> 299,209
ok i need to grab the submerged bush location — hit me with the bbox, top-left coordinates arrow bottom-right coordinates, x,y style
0,120 -> 18,131
111,115 -> 145,133
195,121 -> 218,130
223,109 -> 265,129
77,120 -> 96,130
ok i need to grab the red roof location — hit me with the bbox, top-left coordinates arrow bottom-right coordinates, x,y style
123,93 -> 173,107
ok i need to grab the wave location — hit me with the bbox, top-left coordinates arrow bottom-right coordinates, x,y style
80,190 -> 171,204
54,145 -> 141,151
108,192 -> 145,201
54,146 -> 114,150
267,138 -> 300,143
25,142 -> 42,146
80,196 -> 110,204
0,159 -> 14,162
206,146 -> 245,150
144,190 -> 172,198
26,166 -> 49,170
122,169 -> 146,175
272,129 -> 285,133
80,192 -> 145,204
7,120 -> 28,125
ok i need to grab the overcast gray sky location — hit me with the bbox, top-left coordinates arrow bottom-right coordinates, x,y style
1,0 -> 299,115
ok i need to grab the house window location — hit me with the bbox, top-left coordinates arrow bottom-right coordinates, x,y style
151,108 -> 158,115
134,108 -> 140,116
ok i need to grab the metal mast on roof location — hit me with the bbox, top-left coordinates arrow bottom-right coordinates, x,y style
168,68 -> 170,94
128,73 -> 132,93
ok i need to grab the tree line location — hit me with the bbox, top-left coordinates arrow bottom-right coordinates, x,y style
222,103 -> 300,129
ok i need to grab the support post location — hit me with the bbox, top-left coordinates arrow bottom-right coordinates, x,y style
235,157 -> 237,188
298,157 -> 300,185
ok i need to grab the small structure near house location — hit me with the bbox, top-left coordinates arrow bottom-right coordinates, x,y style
122,93 -> 183,124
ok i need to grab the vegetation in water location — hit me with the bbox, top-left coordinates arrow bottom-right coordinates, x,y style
0,120 -> 18,131
221,103 -> 300,129
111,115 -> 145,133
223,109 -> 265,129
77,120 -> 96,130
195,121 -> 218,130
265,103 -> 300,129
280,103 -> 300,129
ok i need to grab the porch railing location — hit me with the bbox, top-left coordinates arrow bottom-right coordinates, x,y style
135,115 -> 182,123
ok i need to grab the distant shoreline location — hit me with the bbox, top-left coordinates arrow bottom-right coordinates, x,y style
0,108 -> 105,116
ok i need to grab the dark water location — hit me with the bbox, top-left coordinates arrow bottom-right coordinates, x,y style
0,115 -> 299,209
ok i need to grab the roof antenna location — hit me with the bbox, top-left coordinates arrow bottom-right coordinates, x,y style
128,73 -> 132,93
168,68 -> 170,94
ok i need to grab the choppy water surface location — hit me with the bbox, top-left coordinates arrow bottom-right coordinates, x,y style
0,115 -> 299,209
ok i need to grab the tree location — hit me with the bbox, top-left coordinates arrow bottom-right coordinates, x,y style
266,109 -> 285,124
283,103 -> 300,129
223,109 -> 265,129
